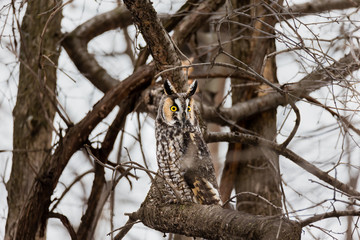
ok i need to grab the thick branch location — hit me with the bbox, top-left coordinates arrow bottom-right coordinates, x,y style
205,132 -> 360,199
62,6 -> 132,92
172,0 -> 226,45
77,99 -> 136,239
202,50 -> 360,125
285,0 -> 360,18
135,203 -> 301,240
15,65 -> 154,240
6,1 -> 62,239
124,0 -> 184,89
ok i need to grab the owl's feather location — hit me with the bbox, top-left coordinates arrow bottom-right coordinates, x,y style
155,80 -> 221,205
184,170 -> 222,205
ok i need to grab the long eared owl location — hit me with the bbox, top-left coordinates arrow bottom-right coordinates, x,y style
155,79 -> 221,205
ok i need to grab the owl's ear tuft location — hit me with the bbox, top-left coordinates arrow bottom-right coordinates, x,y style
186,80 -> 198,97
164,79 -> 176,95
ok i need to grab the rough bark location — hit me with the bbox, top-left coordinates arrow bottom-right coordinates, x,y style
135,203 -> 301,240
5,1 -> 62,239
219,0 -> 253,207
124,0 -> 184,89
5,0 -> 360,239
220,0 -> 283,215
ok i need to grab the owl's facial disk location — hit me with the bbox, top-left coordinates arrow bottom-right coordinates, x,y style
162,96 -> 195,127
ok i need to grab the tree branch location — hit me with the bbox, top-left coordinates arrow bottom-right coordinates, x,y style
48,212 -> 77,240
300,209 -> 360,227
123,0 -> 184,89
76,146 -> 106,240
135,203 -> 301,240
172,0 -> 226,46
77,100 -> 136,239
201,49 -> 360,125
304,95 -> 360,137
62,6 -> 133,92
14,65 -> 154,240
285,0 -> 360,19
205,131 -> 360,199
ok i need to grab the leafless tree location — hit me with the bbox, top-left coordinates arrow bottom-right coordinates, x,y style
1,0 -> 359,239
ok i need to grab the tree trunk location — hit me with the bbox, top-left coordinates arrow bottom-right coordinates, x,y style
5,1 -> 62,239
220,0 -> 282,215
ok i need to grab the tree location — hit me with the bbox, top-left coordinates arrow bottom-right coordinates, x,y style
0,0 -> 359,239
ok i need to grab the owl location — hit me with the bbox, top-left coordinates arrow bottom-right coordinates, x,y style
155,79 -> 221,205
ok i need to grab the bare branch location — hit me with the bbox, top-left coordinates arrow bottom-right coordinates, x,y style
285,0 -> 360,18
76,146 -> 106,240
48,212 -> 77,240
113,217 -> 139,240
202,49 -> 360,125
50,169 -> 94,212
222,192 -> 283,211
15,65 -> 154,240
205,131 -> 360,199
301,209 -> 360,227
304,95 -> 360,137
62,6 -> 132,92
172,0 -> 226,45
280,99 -> 300,148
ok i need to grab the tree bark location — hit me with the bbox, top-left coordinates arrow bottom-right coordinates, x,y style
220,0 -> 283,215
13,65 -> 153,240
134,203 -> 301,240
5,1 -> 62,239
123,0 -> 184,89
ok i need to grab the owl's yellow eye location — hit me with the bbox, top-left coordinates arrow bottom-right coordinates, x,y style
170,105 -> 178,112
187,106 -> 191,112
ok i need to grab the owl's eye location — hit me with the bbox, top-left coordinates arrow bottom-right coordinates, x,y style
187,106 -> 191,112
170,105 -> 178,112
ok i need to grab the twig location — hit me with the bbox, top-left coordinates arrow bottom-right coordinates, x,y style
301,210 -> 360,227
222,191 -> 282,211
304,95 -> 360,137
136,113 -> 149,169
112,217 -> 141,240
48,212 -> 77,240
205,131 -> 360,199
280,97 -> 300,148
50,169 -> 94,212
84,145 -> 116,171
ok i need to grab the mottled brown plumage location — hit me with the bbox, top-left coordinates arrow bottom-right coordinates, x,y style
155,80 -> 221,205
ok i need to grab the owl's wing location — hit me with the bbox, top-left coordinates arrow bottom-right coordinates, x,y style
184,170 -> 222,205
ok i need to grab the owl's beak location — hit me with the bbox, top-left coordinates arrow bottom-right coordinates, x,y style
182,112 -> 186,124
